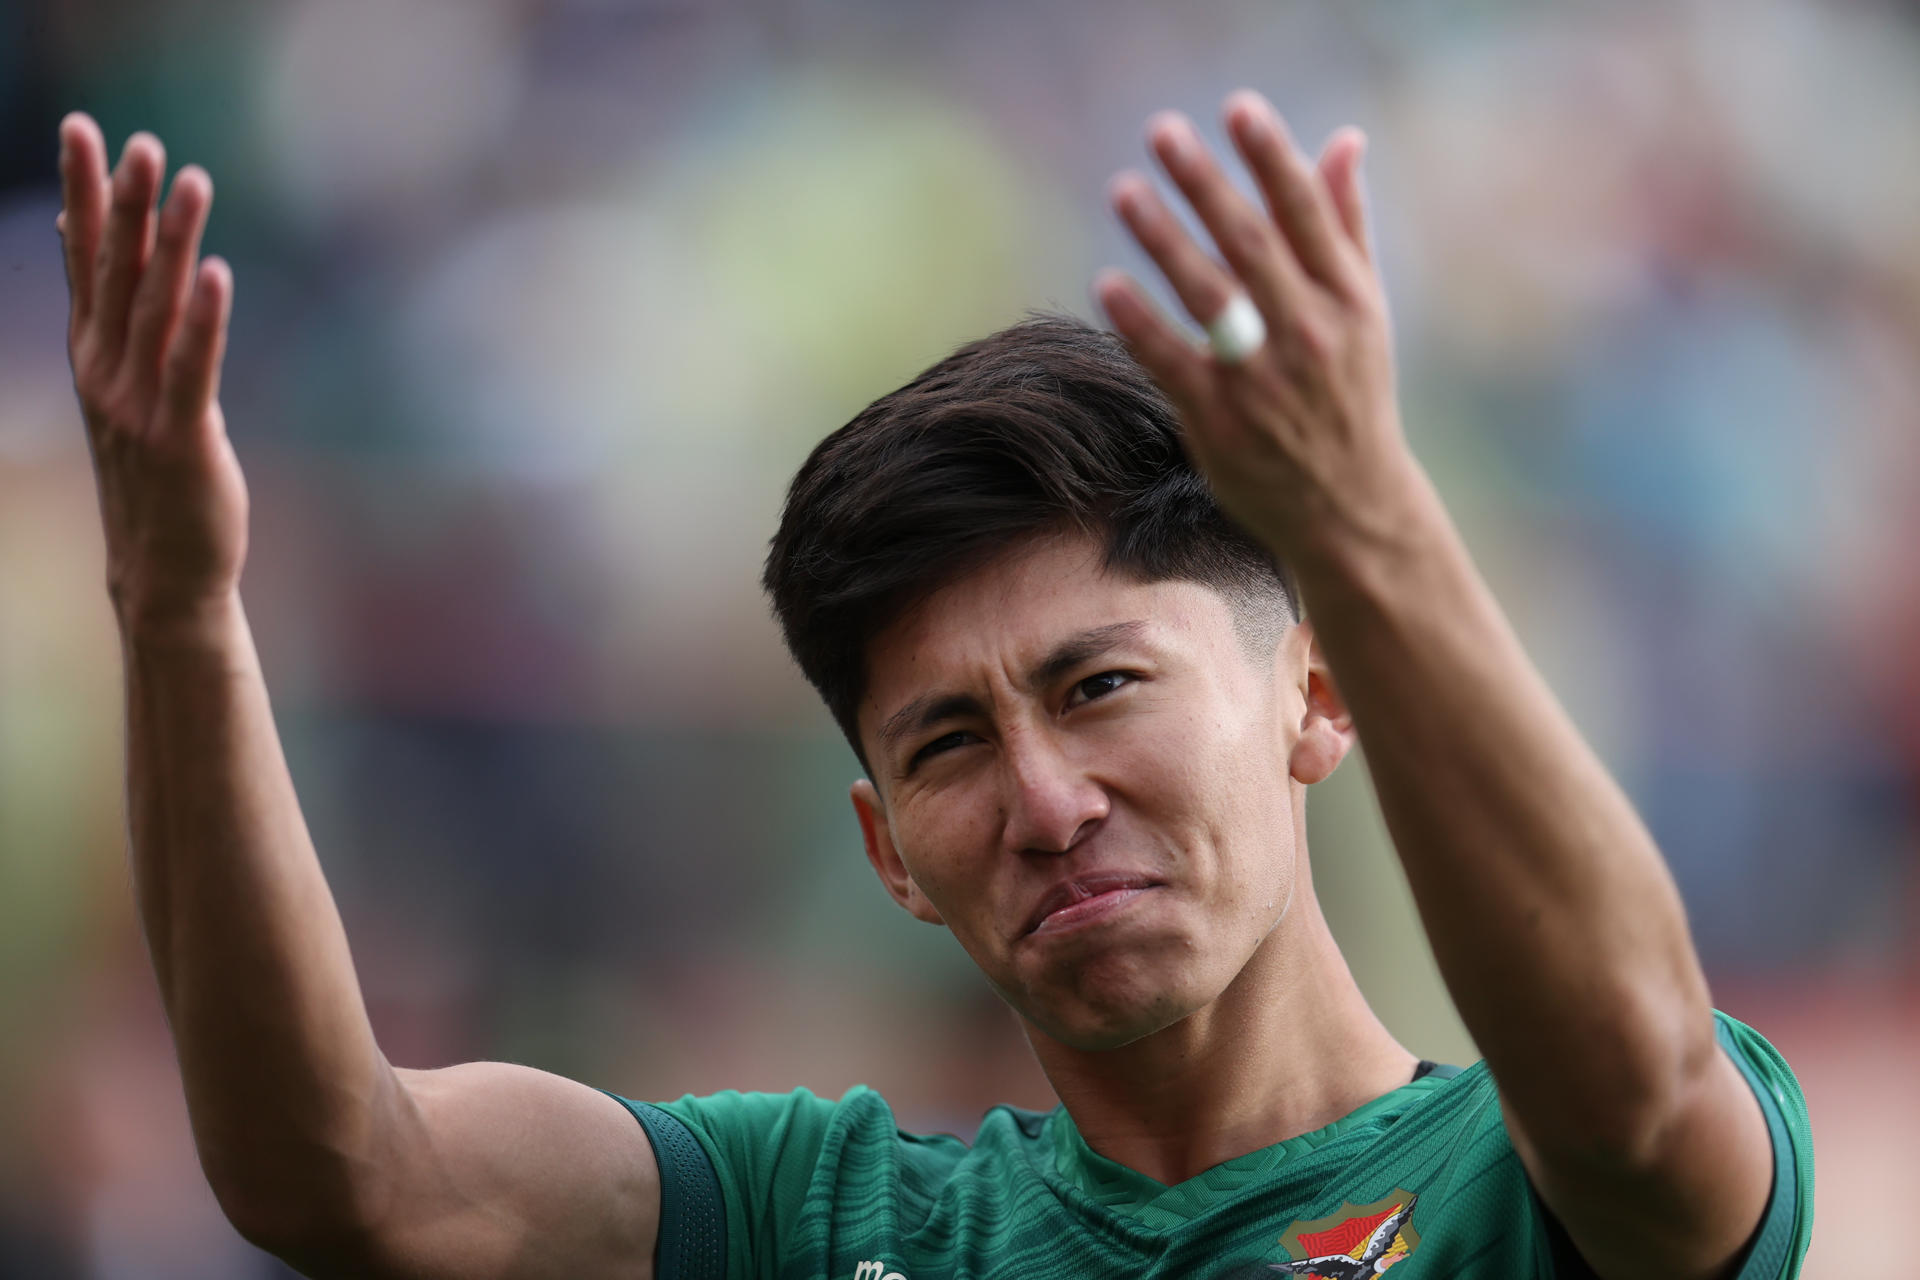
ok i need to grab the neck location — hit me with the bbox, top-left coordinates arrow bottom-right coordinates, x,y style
1024,891 -> 1415,1187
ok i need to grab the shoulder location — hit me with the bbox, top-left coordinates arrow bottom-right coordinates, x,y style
617,1085 -> 1015,1279
1399,1014 -> 1813,1280
1709,1010 -> 1816,1279
652,1084 -> 988,1173
635,1085 -> 920,1210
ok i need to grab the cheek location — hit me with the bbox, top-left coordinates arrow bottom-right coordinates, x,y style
894,779 -> 1004,913
1113,694 -> 1271,823
1130,697 -> 1294,894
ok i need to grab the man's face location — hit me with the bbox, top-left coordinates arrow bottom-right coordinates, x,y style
851,532 -> 1339,1052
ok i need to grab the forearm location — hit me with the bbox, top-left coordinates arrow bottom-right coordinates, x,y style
1099,97 -> 1775,1275
123,590 -> 401,1244
55,115 -> 667,1279
1293,470 -> 1716,1157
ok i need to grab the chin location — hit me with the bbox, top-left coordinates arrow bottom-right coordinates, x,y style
1019,953 -> 1219,1053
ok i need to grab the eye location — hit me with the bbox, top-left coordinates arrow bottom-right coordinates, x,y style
1066,670 -> 1135,709
909,730 -> 977,770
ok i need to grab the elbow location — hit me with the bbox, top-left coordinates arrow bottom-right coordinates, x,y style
197,1062 -> 411,1266
213,1199 -> 357,1273
202,1148 -> 386,1270
220,1208 -> 370,1274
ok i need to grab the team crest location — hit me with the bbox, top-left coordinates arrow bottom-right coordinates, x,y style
1269,1191 -> 1420,1278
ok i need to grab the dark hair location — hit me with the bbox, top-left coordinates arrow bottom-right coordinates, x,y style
763,314 -> 1298,763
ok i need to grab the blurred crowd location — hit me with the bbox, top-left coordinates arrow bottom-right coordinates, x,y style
1,0 -> 1916,1275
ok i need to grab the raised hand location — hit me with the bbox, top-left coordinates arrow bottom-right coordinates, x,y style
1096,90 -> 1422,572
58,112 -> 247,631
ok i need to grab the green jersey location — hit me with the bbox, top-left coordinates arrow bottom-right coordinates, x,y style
611,1011 -> 1810,1280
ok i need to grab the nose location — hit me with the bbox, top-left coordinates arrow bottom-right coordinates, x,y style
999,727 -> 1109,856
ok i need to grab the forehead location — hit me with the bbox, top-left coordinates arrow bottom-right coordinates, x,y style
858,533 -> 1237,727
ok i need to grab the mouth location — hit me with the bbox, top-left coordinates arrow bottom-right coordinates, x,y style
1022,872 -> 1162,938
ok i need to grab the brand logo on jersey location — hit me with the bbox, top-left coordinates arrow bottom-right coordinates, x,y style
1268,1191 -> 1420,1278
852,1261 -> 907,1280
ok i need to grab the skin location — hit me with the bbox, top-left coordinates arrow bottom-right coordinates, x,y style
55,84 -> 1777,1280
858,546 -> 1312,1053
1087,92 -> 1772,1280
58,114 -> 659,1278
852,534 -> 1419,1178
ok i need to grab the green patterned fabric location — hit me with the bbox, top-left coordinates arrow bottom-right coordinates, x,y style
617,1011 -> 1810,1280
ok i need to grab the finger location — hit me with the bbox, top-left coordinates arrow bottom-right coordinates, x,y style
1109,171 -> 1242,341
1094,268 -> 1212,411
159,256 -> 231,437
58,113 -> 111,327
1316,127 -> 1372,266
1223,91 -> 1363,298
125,166 -> 213,404
1145,111 -> 1311,327
92,132 -> 166,370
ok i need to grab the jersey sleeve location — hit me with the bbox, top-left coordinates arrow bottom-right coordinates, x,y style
1715,1010 -> 1814,1280
607,1087 -> 843,1280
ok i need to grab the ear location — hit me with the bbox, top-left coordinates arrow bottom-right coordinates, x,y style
851,779 -> 945,925
1285,621 -> 1357,786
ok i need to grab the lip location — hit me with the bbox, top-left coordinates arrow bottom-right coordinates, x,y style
1022,872 -> 1161,937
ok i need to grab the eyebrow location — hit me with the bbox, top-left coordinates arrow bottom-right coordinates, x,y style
876,619 -> 1150,754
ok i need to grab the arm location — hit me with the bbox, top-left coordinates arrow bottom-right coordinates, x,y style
1096,92 -> 1773,1280
1284,478 -> 1773,1280
59,113 -> 658,1278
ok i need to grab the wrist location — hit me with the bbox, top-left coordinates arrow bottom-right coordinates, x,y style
1274,455 -> 1454,603
116,586 -> 248,653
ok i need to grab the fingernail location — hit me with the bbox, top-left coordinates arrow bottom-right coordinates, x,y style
119,131 -> 155,172
1169,117 -> 1200,158
1149,112 -> 1193,161
1226,90 -> 1267,133
1229,111 -> 1269,154
173,165 -> 209,203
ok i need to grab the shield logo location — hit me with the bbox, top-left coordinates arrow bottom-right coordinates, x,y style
1268,1191 -> 1420,1278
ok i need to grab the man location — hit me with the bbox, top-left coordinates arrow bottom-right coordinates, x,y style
55,85 -> 1809,1280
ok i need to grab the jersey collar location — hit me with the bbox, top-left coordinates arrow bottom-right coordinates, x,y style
1043,1070 -> 1456,1229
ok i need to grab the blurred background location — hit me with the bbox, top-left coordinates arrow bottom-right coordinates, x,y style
1,0 -> 1915,1274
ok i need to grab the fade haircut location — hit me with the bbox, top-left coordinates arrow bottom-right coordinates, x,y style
763,314 -> 1299,765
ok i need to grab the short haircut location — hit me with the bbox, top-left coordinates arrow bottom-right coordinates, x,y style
763,314 -> 1299,764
